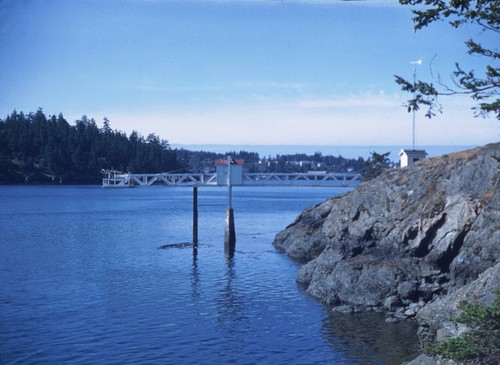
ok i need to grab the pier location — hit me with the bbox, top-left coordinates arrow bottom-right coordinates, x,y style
102,170 -> 361,188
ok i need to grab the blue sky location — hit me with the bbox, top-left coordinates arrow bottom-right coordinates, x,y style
0,0 -> 497,149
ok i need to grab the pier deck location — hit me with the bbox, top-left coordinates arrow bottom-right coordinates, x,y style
102,171 -> 361,188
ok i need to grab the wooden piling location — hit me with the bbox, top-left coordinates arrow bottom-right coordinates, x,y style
193,185 -> 198,252
224,207 -> 235,257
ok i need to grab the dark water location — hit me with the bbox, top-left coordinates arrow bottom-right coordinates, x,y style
0,186 -> 419,364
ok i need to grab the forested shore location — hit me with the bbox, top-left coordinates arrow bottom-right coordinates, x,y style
0,110 -> 180,184
0,109 -> 368,184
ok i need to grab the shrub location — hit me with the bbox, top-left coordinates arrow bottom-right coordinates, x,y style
425,294 -> 499,364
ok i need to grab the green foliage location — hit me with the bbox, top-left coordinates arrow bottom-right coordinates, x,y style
362,151 -> 392,181
177,149 -> 365,174
0,109 -> 367,184
396,0 -> 500,119
425,294 -> 500,364
0,109 -> 180,183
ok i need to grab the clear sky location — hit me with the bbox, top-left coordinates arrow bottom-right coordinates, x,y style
0,0 -> 497,148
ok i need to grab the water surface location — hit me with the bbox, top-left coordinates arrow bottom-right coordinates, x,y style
0,186 -> 419,364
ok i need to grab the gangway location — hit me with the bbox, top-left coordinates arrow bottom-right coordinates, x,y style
102,170 -> 361,188
102,171 -> 217,188
241,172 -> 360,186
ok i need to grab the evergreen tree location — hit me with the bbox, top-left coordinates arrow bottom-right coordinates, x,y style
0,110 -> 181,183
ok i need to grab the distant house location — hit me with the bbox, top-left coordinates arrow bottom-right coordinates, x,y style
399,149 -> 427,168
215,159 -> 244,186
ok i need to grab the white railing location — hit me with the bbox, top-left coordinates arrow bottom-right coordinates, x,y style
102,171 -> 361,188
242,172 -> 360,186
102,172 -> 217,188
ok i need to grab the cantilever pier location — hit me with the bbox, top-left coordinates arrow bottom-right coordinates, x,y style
102,170 -> 361,188
102,158 -> 361,259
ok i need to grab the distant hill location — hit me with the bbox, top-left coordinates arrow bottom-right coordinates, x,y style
172,144 -> 477,162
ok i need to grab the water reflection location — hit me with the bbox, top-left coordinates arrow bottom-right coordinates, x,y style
323,311 -> 420,365
2,186 -> 423,365
191,249 -> 200,302
217,258 -> 247,330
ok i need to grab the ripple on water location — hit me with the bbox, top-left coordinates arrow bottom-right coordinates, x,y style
0,186 -> 419,365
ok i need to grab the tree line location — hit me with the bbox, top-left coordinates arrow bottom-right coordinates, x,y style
0,109 -> 179,183
0,109 -> 376,184
177,149 -> 367,174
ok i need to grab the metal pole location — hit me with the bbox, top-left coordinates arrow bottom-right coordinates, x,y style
412,66 -> 416,150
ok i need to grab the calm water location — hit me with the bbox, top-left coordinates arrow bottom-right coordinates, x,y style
0,186 -> 419,365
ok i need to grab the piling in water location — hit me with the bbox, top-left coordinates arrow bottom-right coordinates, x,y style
224,207 -> 235,258
193,185 -> 198,251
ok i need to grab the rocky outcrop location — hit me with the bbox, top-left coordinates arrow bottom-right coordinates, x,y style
401,263 -> 499,365
274,197 -> 336,262
416,262 -> 499,343
273,143 -> 499,358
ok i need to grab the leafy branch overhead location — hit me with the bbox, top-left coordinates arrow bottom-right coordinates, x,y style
396,0 -> 500,119
394,75 -> 440,118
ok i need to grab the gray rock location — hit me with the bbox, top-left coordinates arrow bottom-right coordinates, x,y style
398,280 -> 419,300
418,282 -> 443,301
384,295 -> 401,311
402,353 -> 438,365
332,305 -> 355,314
272,143 -> 500,364
403,353 -> 464,365
273,198 -> 336,262
385,316 -> 400,323
394,308 -> 407,320
404,307 -> 417,318
416,262 -> 500,343
273,143 -> 499,311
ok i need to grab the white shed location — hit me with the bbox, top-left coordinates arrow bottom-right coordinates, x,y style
215,159 -> 244,186
399,149 -> 427,168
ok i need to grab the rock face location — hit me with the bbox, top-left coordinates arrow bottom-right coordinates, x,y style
273,143 -> 499,342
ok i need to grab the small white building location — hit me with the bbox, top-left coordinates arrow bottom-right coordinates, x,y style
215,159 -> 244,186
399,149 -> 427,168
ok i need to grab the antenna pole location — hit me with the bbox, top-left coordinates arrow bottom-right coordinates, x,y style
412,66 -> 416,150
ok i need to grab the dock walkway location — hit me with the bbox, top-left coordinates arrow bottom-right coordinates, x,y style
102,171 -> 361,188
